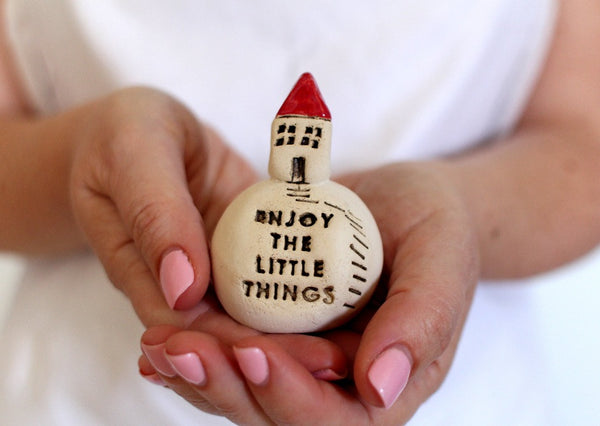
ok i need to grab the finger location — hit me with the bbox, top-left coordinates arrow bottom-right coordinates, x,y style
231,336 -> 371,425
354,208 -> 477,410
144,328 -> 427,425
106,120 -> 210,311
185,292 -> 349,379
138,354 -> 167,387
319,329 -> 362,378
139,326 -> 228,417
142,328 -> 270,424
269,334 -> 348,381
168,292 -> 349,380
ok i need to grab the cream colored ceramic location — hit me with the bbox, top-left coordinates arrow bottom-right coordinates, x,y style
211,73 -> 383,333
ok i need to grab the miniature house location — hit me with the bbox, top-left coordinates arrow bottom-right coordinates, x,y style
269,73 -> 333,184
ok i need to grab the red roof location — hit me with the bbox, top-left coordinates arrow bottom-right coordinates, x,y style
276,72 -> 331,119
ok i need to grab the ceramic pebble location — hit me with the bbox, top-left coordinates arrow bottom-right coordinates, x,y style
211,73 -> 383,333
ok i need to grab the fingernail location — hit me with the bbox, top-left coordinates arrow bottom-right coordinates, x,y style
160,249 -> 194,309
234,347 -> 269,386
367,346 -> 412,409
141,372 -> 167,387
166,352 -> 206,385
312,368 -> 347,381
141,343 -> 177,377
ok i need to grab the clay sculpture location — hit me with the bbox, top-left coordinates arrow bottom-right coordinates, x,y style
211,73 -> 383,333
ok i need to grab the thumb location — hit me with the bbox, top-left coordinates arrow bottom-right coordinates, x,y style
74,132 -> 211,315
353,209 -> 477,410
71,96 -> 216,324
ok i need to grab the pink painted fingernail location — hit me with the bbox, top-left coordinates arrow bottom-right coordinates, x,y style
234,347 -> 269,385
367,346 -> 412,409
141,343 -> 177,377
166,352 -> 206,385
312,368 -> 347,381
160,249 -> 194,309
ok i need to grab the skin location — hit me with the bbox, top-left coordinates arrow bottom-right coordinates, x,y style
1,0 -> 600,424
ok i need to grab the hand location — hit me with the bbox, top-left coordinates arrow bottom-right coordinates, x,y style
140,162 -> 479,424
69,87 -> 258,327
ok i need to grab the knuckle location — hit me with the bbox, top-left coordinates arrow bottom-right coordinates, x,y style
101,122 -> 145,171
102,239 -> 142,291
419,290 -> 461,355
129,199 -> 171,250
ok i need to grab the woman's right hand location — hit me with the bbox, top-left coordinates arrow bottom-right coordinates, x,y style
68,87 -> 258,327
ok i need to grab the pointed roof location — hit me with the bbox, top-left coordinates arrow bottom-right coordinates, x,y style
276,72 -> 331,119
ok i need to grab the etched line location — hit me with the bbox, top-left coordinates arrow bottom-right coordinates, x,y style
347,210 -> 362,222
352,261 -> 367,271
353,234 -> 369,250
287,193 -> 311,198
350,244 -> 365,260
349,287 -> 362,296
324,201 -> 346,213
349,221 -> 367,237
286,187 -> 310,192
353,274 -> 367,283
345,214 -> 363,229
295,198 -> 319,204
343,303 -> 356,309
